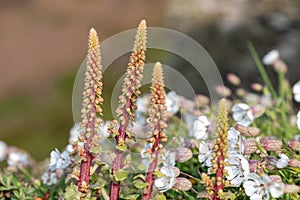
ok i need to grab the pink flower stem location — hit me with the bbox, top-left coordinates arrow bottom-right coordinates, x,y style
212,150 -> 224,200
142,125 -> 161,200
78,87 -> 96,192
110,99 -> 132,200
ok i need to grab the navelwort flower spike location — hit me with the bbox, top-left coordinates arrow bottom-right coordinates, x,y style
210,98 -> 229,200
77,27 -> 103,193
143,62 -> 168,200
110,19 -> 147,200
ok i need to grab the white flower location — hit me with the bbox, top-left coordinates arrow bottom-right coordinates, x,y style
41,171 -> 58,185
243,173 -> 269,200
276,154 -> 289,169
225,154 -> 249,187
262,50 -> 279,65
162,151 -> 176,167
183,112 -> 198,137
232,103 -> 254,127
166,91 -> 179,114
297,111 -> 300,129
140,143 -> 152,168
227,127 -> 244,154
154,166 -> 176,192
136,94 -> 150,114
100,121 -> 110,138
193,116 -> 211,140
262,175 -> 284,198
49,149 -> 70,171
198,141 -> 212,167
69,124 -> 81,143
7,152 -> 29,167
67,124 -> 84,152
0,141 -> 8,161
292,81 -> 300,103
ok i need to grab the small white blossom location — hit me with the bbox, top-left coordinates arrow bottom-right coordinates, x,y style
49,149 -> 70,171
41,171 -> 58,185
232,103 -> 254,127
7,152 -> 29,167
297,111 -> 300,129
69,124 -> 81,143
225,154 -> 249,187
276,154 -> 289,169
292,81 -> 300,103
193,116 -> 211,140
184,112 -> 198,137
162,151 -> 176,167
154,166 -> 176,192
166,91 -> 179,114
0,141 -> 8,161
262,175 -> 284,198
198,141 -> 212,167
140,143 -> 152,168
243,173 -> 269,200
100,121 -> 111,138
227,127 -> 244,154
136,94 -> 150,114
262,49 -> 279,65
67,124 -> 84,152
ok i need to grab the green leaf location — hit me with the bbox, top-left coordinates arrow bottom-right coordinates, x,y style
90,145 -> 102,155
153,170 -> 164,178
114,170 -> 129,181
123,194 -> 140,200
154,193 -> 167,200
134,181 -> 148,189
64,184 -> 82,200
133,174 -> 146,181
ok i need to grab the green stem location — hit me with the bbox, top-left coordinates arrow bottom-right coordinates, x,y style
247,42 -> 278,99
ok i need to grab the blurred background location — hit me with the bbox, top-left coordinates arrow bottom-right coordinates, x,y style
0,0 -> 299,160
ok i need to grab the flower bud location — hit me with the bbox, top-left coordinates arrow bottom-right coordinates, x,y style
172,167 -> 180,177
174,147 -> 193,163
195,94 -> 210,107
215,85 -> 231,97
288,159 -> 300,168
226,73 -> 241,86
251,83 -> 263,92
243,138 -> 258,155
268,175 -> 282,182
261,137 -> 282,151
273,60 -> 287,74
287,140 -> 300,152
173,177 -> 192,191
249,160 -> 259,173
251,105 -> 266,118
284,184 -> 300,194
235,124 -> 260,137
236,88 -> 247,97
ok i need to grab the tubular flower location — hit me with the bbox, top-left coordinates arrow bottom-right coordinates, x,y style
110,20 -> 147,200
77,27 -> 104,193
143,62 -> 168,200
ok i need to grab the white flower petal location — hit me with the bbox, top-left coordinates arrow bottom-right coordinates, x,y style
276,154 -> 289,169
262,50 -> 279,65
231,176 -> 244,187
270,182 -> 284,198
294,94 -> 300,103
243,180 -> 257,196
166,91 -> 179,114
0,141 -> 8,161
292,81 -> 300,95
